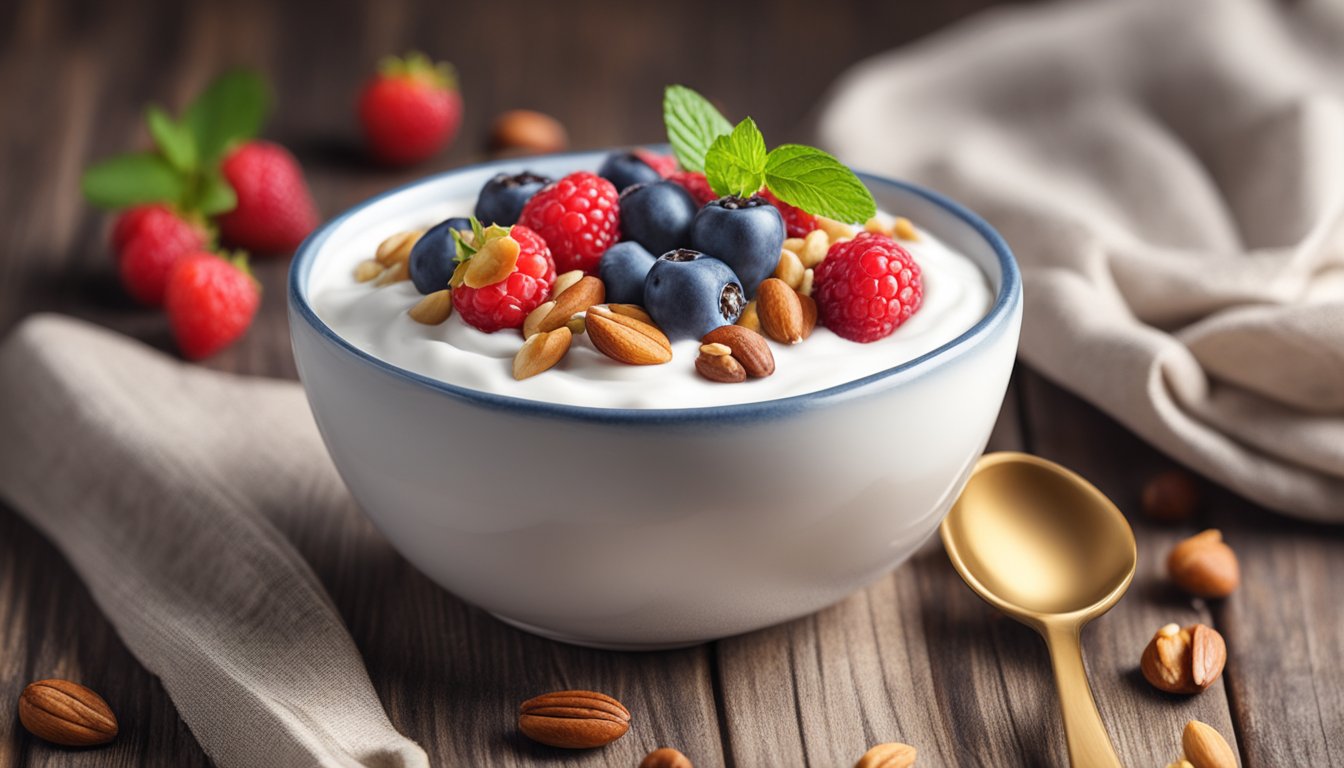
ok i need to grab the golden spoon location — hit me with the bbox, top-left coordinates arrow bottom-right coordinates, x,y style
941,452 -> 1136,768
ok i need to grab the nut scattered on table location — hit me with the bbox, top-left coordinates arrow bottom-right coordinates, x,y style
1168,529 -> 1239,598
490,109 -> 569,156
639,746 -> 694,768
1142,470 -> 1199,523
1141,622 -> 1226,694
854,741 -> 917,768
517,689 -> 630,749
1182,719 -> 1238,768
1166,761 -> 1196,768
18,679 -> 119,747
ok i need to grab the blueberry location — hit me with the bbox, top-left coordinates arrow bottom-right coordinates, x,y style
408,217 -> 471,294
618,181 -> 697,257
689,195 -> 785,296
643,249 -> 745,340
598,152 -> 662,192
474,172 -> 550,226
598,241 -> 658,305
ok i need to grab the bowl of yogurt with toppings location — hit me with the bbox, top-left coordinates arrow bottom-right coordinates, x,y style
289,146 -> 1020,649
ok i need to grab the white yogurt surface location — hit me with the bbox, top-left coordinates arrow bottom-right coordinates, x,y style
312,199 -> 993,409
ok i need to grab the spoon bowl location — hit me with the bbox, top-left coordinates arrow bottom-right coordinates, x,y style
942,452 -> 1137,767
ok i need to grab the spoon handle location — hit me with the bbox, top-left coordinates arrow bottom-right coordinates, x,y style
1043,624 -> 1123,768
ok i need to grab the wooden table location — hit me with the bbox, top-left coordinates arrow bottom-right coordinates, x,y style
2,1 -> 1341,765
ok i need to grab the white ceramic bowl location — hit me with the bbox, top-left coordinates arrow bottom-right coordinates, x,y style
289,150 -> 1022,649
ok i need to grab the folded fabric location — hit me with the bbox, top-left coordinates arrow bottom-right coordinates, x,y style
0,315 -> 428,768
819,0 -> 1344,521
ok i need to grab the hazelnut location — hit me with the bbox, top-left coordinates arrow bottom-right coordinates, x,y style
1142,470 -> 1199,522
489,109 -> 568,156
1168,529 -> 1239,598
640,747 -> 694,768
1140,623 -> 1226,694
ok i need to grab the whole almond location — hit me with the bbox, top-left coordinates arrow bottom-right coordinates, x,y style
1143,470 -> 1199,523
464,235 -> 520,288
408,289 -> 453,325
1168,529 -> 1239,598
757,278 -> 805,344
523,300 -> 557,339
586,305 -> 672,365
702,325 -> 775,378
607,303 -> 654,324
640,747 -> 694,768
490,109 -> 569,156
518,690 -> 630,749
1141,623 -> 1226,694
855,742 -> 917,768
18,679 -> 118,747
540,275 -> 605,332
696,348 -> 746,383
1183,720 -> 1238,768
798,293 -> 817,338
513,327 -> 572,380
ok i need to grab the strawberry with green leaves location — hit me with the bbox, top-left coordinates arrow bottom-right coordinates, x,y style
358,52 -> 462,166
165,252 -> 261,360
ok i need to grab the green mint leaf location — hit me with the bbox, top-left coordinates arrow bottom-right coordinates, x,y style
704,117 -> 767,198
185,70 -> 269,163
146,105 -> 197,173
81,152 -> 186,209
763,144 -> 876,224
197,172 -> 237,216
663,85 -> 732,173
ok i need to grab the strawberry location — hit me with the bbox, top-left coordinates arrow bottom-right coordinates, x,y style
165,252 -> 261,359
111,205 -> 210,305
358,52 -> 462,166
216,141 -> 319,255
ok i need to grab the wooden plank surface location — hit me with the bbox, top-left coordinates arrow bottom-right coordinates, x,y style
3,1 -> 1342,766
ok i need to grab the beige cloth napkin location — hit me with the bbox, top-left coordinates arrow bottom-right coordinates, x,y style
0,315 -> 428,768
819,0 -> 1344,522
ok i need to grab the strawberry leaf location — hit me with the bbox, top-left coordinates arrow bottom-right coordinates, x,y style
185,70 -> 269,163
81,153 -> 186,209
663,85 -> 732,173
764,144 -> 876,224
704,117 -> 767,198
197,172 -> 237,216
146,105 -> 196,173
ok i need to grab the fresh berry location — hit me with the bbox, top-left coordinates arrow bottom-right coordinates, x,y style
618,181 -> 697,256
217,141 -> 319,254
165,253 -> 261,359
668,171 -> 716,207
597,151 -> 665,192
113,207 -> 209,305
760,190 -> 819,239
517,171 -> 620,274
632,149 -> 677,178
358,52 -> 462,166
408,216 -> 471,294
598,241 -> 658,305
643,249 -> 744,340
452,224 -> 555,333
813,233 -> 923,343
689,195 -> 785,296
474,171 -> 550,226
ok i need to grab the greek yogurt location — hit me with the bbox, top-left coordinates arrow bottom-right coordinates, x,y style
311,199 -> 992,410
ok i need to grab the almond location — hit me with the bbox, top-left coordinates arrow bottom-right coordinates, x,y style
696,348 -> 746,383
523,300 -> 557,339
1141,623 -> 1226,694
586,305 -> 672,365
518,689 -> 630,749
540,275 -> 605,333
490,109 -> 569,155
607,303 -> 654,325
799,293 -> 817,338
375,230 -> 422,266
551,269 -> 584,299
513,327 -> 572,380
464,235 -> 520,288
855,742 -> 917,768
737,300 -> 761,333
1182,720 -> 1238,768
375,260 -> 409,286
1168,529 -> 1239,598
757,278 -> 806,344
408,289 -> 453,325
354,259 -> 384,283
702,325 -> 774,378
18,679 -> 118,747
640,747 -> 694,768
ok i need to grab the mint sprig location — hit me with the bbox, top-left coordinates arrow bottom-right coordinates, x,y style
663,85 -> 876,224
81,70 -> 269,216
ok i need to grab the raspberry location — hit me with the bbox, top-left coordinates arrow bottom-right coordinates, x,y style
452,225 -> 555,333
668,171 -> 716,207
632,148 -> 678,178
812,233 -> 923,343
761,190 -> 819,239
165,253 -> 260,359
517,172 -> 620,274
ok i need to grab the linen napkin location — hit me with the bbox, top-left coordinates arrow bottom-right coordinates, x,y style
0,315 -> 429,768
818,0 -> 1344,522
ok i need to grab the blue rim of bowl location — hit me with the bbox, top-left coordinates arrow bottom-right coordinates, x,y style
288,149 -> 1021,425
